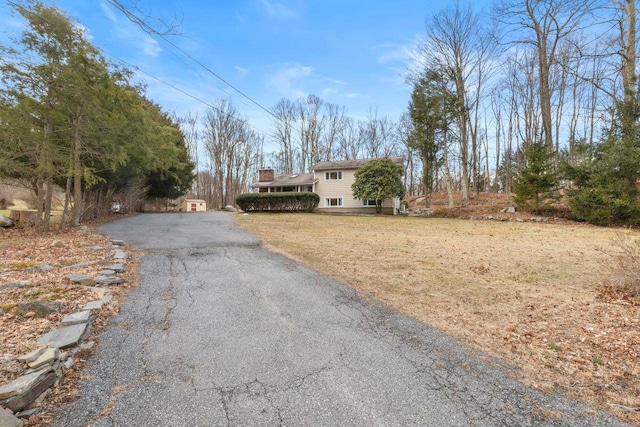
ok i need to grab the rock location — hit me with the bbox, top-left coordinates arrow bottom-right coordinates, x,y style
81,286 -> 112,299
50,240 -> 64,248
84,300 -> 104,312
16,408 -> 40,419
0,213 -> 14,228
224,205 -> 237,212
112,250 -> 128,260
98,269 -> 116,276
24,264 -> 54,273
90,246 -> 104,252
0,409 -> 23,427
27,348 -> 58,370
112,240 -> 125,246
63,357 -> 74,370
65,273 -> 93,286
0,368 -> 55,412
500,206 -> 516,213
79,341 -> 95,350
63,263 -> 88,270
14,301 -> 62,317
94,276 -> 124,286
38,323 -> 88,349
102,294 -> 113,304
61,310 -> 93,326
17,347 -> 47,364
106,264 -> 125,273
0,282 -> 29,292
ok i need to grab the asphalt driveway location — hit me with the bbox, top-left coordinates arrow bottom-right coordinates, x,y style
53,212 -> 625,426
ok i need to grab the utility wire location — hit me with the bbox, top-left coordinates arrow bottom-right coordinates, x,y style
116,56 -> 275,138
106,0 -> 281,123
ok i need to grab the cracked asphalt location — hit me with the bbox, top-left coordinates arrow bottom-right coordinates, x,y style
53,212 -> 626,426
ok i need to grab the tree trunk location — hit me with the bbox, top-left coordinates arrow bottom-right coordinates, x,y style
71,126 -> 83,227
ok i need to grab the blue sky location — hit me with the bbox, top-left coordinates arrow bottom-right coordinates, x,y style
2,0 -> 491,139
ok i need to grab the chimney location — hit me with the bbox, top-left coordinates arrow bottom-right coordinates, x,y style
259,169 -> 274,182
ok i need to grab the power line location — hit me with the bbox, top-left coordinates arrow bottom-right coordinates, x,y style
115,56 -> 275,139
105,0 -> 281,123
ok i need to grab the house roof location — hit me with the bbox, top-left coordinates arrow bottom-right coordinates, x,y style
311,156 -> 404,171
250,172 -> 317,188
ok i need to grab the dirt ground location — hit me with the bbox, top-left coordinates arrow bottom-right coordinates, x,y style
236,195 -> 640,425
0,226 -> 138,425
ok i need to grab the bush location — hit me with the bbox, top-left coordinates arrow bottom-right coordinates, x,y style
600,234 -> 640,301
235,192 -> 319,213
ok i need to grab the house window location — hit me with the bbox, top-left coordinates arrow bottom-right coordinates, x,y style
325,171 -> 342,180
325,197 -> 343,207
362,199 -> 377,206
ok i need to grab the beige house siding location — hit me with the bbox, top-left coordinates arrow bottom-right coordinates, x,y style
314,169 -> 395,214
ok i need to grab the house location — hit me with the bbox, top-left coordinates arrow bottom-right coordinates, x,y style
249,156 -> 404,214
181,199 -> 207,212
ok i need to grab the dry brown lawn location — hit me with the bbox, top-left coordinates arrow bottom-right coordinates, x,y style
236,213 -> 640,424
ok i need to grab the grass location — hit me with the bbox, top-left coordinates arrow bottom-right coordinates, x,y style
236,213 -> 640,423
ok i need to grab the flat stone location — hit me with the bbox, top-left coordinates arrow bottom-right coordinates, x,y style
98,269 -> 116,276
81,286 -> 112,299
102,294 -> 113,304
61,310 -> 93,326
50,240 -> 64,247
14,301 -> 62,317
17,347 -> 47,364
27,349 -> 58,369
112,240 -> 125,246
0,368 -> 55,411
112,250 -> 128,260
38,323 -> 88,349
84,300 -> 103,311
25,264 -> 53,273
64,263 -> 88,270
90,246 -> 104,252
0,282 -> 29,292
0,409 -> 23,427
16,408 -> 40,419
94,276 -> 124,286
106,264 -> 125,273
65,274 -> 93,286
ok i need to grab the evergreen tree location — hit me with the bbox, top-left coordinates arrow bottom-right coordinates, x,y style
564,110 -> 640,225
512,140 -> 558,212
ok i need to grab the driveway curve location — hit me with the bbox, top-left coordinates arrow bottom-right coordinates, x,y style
53,212 -> 625,426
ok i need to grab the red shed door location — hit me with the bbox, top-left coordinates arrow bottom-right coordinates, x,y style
191,203 -> 197,212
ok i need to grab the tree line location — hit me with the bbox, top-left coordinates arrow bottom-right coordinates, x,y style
0,1 -> 194,231
3,0 -> 640,227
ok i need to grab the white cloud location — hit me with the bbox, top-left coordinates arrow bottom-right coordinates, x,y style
256,0 -> 298,20
269,63 -> 314,98
376,42 -> 413,65
235,66 -> 249,80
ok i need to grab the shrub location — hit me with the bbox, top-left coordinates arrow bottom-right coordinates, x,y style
235,192 -> 319,213
599,234 -> 640,302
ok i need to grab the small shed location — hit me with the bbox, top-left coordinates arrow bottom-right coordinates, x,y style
181,199 -> 207,212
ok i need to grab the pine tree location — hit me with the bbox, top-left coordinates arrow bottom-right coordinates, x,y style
512,140 -> 558,212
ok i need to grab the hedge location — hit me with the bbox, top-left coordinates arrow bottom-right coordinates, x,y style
235,192 -> 319,212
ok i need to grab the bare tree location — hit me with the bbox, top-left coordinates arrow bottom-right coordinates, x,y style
417,1 -> 494,201
202,99 -> 261,208
494,0 -> 602,152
